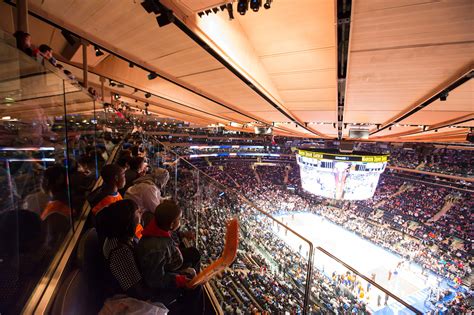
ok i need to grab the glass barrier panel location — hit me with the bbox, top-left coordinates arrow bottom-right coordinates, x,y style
0,42 -> 74,314
171,155 -> 313,314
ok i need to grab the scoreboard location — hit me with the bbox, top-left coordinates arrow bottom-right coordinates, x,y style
296,149 -> 389,200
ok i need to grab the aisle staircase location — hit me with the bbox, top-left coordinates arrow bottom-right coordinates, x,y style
283,166 -> 290,184
253,167 -> 261,185
428,195 -> 456,222
415,162 -> 425,170
375,183 -> 411,208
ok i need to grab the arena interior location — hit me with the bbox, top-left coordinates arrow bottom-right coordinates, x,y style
0,0 -> 473,314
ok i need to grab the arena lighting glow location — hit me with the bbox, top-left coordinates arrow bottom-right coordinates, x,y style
296,149 -> 388,200
188,153 -> 280,158
6,158 -> 55,162
189,145 -> 270,149
0,147 -> 54,151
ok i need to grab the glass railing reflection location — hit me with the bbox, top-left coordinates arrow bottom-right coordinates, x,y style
0,33 -> 115,314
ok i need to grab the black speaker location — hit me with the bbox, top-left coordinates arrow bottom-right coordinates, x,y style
466,133 -> 474,143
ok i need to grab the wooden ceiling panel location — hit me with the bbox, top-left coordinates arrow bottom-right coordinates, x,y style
292,111 -> 336,122
236,0 -> 336,56
280,88 -> 337,102
148,46 -> 224,78
180,68 -> 279,112
371,126 -> 420,138
284,101 -> 335,111
351,0 -> 473,51
346,43 -> 473,111
345,110 -> 401,124
260,48 -> 336,75
247,111 -> 293,122
270,69 -> 335,91
401,111 -> 472,126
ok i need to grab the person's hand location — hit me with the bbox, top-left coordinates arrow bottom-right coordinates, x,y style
181,230 -> 196,241
181,267 -> 197,278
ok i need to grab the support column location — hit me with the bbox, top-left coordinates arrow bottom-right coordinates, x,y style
99,76 -> 105,102
16,0 -> 29,33
81,39 -> 89,88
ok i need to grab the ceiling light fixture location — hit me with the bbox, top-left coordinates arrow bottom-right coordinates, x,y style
440,90 -> 449,101
148,72 -> 158,80
94,46 -> 104,57
264,0 -> 272,9
156,8 -> 175,27
141,0 -> 161,14
237,0 -> 248,15
250,0 -> 261,12
145,92 -> 152,98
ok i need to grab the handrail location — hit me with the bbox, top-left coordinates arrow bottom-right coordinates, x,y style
152,138 -> 314,313
316,246 -> 422,314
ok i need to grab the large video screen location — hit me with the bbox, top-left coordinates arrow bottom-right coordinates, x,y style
296,150 -> 388,200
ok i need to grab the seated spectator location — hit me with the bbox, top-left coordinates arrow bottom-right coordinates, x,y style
116,149 -> 132,170
88,164 -> 125,216
100,199 -> 154,300
125,168 -> 169,225
37,44 -> 57,66
137,200 -> 203,314
0,210 -> 46,314
40,164 -> 71,248
13,31 -> 35,57
120,156 -> 147,195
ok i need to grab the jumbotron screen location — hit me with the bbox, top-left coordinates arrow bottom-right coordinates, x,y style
296,149 -> 389,200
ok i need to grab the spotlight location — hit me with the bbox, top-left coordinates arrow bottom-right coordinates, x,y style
250,0 -> 261,12
113,93 -> 121,100
148,72 -> 158,80
237,0 -> 248,15
145,92 -> 152,98
264,0 -> 272,9
440,91 -> 449,101
220,5 -> 226,11
226,3 -> 234,19
388,126 -> 392,131
141,0 -> 161,14
129,62 -> 134,68
212,7 -> 219,13
156,8 -> 175,27
145,102 -> 149,107
333,123 -> 336,128
205,9 -> 211,15
109,79 -> 116,87
94,46 -> 104,57
198,12 -> 204,18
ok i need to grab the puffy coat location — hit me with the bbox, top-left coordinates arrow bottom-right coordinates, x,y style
124,175 -> 162,214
